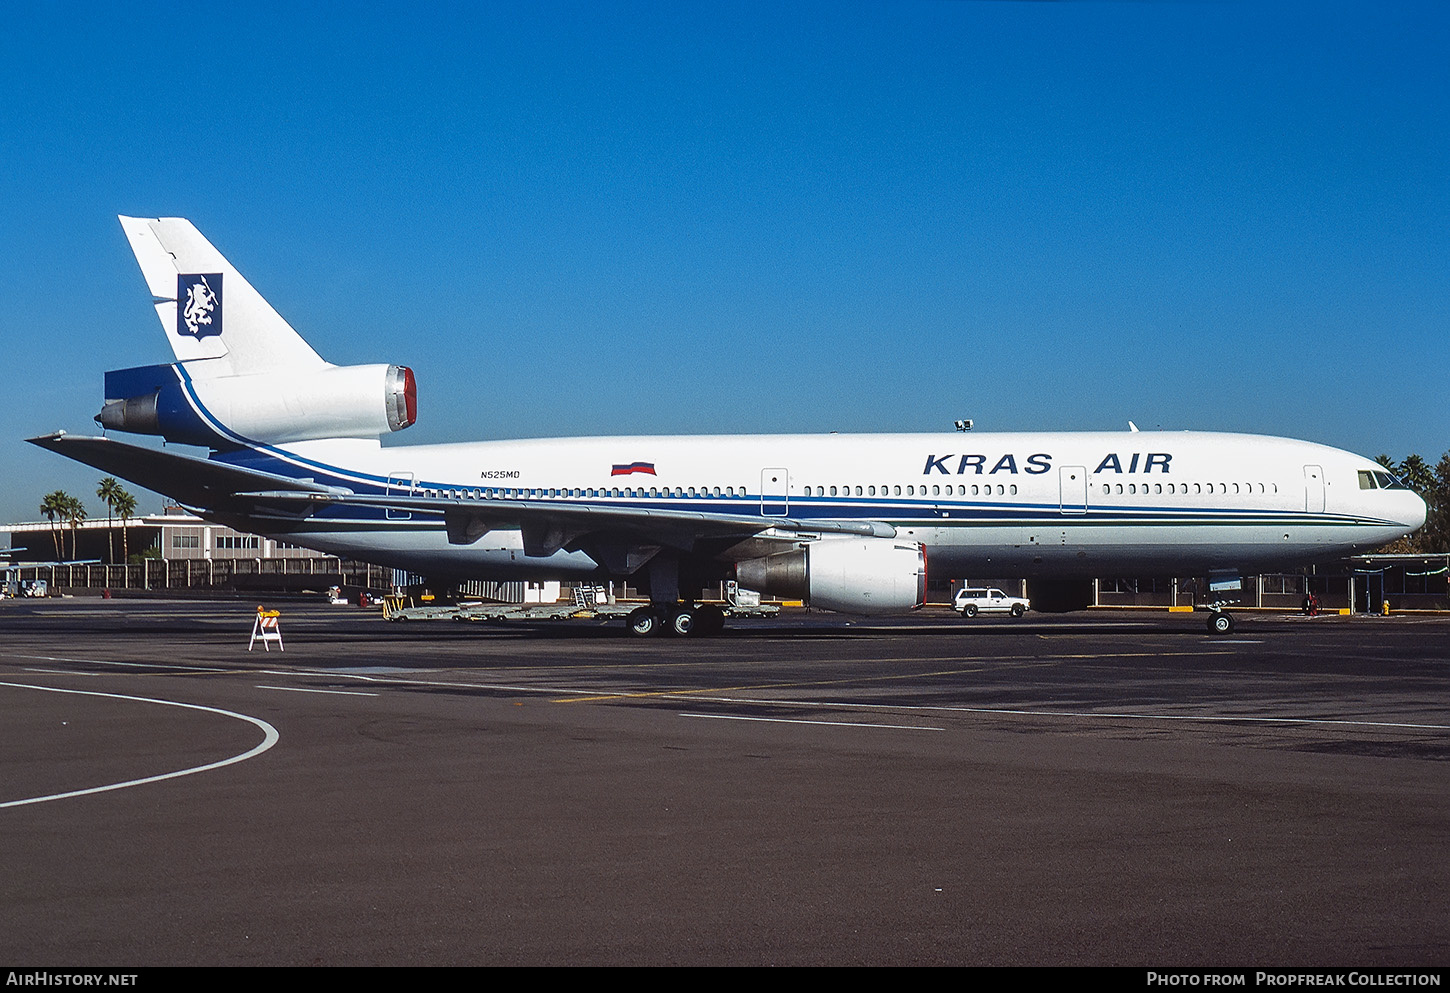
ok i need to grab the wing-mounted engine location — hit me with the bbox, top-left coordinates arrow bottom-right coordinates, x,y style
735,536 -> 926,615
96,362 -> 416,447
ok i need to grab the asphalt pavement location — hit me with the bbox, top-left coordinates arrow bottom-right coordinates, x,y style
1,599 -> 1446,966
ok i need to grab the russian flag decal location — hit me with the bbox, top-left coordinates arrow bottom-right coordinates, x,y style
611,461 -> 657,476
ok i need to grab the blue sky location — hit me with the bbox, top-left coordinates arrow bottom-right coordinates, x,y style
2,1 -> 1447,527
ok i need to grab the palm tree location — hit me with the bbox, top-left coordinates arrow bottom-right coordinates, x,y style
39,491 -> 69,559
63,495 -> 87,560
97,477 -> 123,563
114,490 -> 138,563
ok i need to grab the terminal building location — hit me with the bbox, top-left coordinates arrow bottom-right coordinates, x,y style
2,506 -> 389,594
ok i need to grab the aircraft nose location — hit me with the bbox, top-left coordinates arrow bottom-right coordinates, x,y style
1405,491 -> 1429,531
1403,492 -> 1426,530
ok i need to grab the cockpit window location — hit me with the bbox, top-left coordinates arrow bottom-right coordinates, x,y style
1363,470 -> 1411,490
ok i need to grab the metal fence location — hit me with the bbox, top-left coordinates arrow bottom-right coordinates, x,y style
6,556 -> 391,594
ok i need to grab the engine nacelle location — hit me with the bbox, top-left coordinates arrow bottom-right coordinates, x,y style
735,537 -> 926,615
97,363 -> 416,446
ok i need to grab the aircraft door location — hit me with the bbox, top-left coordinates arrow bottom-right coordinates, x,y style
1304,465 -> 1325,513
1059,466 -> 1088,514
761,468 -> 789,517
387,472 -> 414,520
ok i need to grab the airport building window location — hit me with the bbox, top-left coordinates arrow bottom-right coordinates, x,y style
215,534 -> 260,550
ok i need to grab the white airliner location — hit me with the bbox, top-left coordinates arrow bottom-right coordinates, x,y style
30,217 -> 1426,635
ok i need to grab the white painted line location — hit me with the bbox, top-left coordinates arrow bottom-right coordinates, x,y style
256,684 -> 379,697
681,712 -> 943,732
0,681 -> 280,809
23,668 -> 99,676
0,653 -> 227,672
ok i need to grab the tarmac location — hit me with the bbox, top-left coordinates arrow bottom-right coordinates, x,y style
1,598 -> 1447,966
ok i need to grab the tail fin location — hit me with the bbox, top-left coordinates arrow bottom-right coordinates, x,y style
118,216 -> 327,377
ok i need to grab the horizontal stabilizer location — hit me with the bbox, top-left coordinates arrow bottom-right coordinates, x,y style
26,434 -> 345,510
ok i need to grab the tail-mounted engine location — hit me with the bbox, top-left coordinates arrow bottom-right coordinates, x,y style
96,362 -> 416,447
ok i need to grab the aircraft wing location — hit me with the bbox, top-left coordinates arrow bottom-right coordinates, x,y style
237,489 -> 897,558
28,433 -> 896,560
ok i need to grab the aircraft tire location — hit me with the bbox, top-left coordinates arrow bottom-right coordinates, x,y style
628,607 -> 662,638
668,606 -> 698,637
1207,611 -> 1234,635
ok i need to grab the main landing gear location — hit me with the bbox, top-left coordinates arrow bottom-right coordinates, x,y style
626,602 -> 726,638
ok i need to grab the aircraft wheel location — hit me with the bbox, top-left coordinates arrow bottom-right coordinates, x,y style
627,607 -> 662,638
963,604 -> 978,618
1207,611 -> 1234,635
668,606 -> 698,637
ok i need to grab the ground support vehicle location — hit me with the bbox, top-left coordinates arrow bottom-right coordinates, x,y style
953,587 -> 1030,619
382,585 -> 779,633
